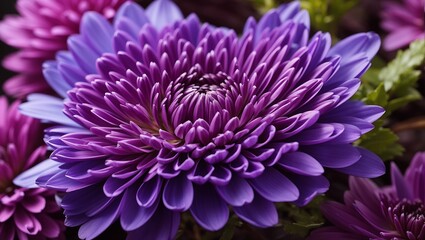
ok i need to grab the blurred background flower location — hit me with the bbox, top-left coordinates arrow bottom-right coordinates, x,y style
309,152 -> 425,239
0,97 -> 64,240
0,0 -> 129,98
381,0 -> 425,51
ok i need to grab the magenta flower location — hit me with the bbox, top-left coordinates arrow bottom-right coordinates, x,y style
0,0 -> 129,98
0,97 -> 64,240
309,152 -> 425,240
381,0 -> 425,51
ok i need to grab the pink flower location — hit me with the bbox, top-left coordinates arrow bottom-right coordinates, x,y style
381,0 -> 425,51
0,97 -> 64,240
0,0 -> 130,98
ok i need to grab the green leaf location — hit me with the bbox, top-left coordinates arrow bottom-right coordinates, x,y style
279,196 -> 325,238
300,0 -> 358,34
359,39 -> 425,112
219,216 -> 240,240
357,128 -> 404,161
364,83 -> 388,107
356,40 -> 425,161
380,40 -> 425,92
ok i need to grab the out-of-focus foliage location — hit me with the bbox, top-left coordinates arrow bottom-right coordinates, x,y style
280,196 -> 326,238
252,0 -> 357,35
251,0 -> 276,13
360,39 -> 425,115
356,39 -> 425,160
300,0 -> 357,33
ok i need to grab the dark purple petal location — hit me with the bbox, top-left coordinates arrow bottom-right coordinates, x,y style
216,175 -> 254,207
136,175 -> 162,207
190,184 -> 229,231
335,148 -> 385,178
303,144 -> 361,168
250,167 -> 299,202
126,204 -> 180,240
290,175 -> 329,207
78,199 -> 121,240
278,151 -> 324,176
163,174 -> 193,211
233,194 -> 278,228
390,162 -> 413,199
120,185 -> 158,231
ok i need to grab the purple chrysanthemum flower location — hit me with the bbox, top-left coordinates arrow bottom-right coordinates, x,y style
0,97 -> 64,240
0,0 -> 130,98
381,0 -> 425,51
18,0 -> 385,239
308,152 -> 425,240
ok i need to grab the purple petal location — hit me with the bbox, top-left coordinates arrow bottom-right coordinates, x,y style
303,144 -> 361,168
328,32 -> 380,62
290,175 -> 329,206
336,148 -> 385,178
20,95 -> 78,126
114,2 -> 149,34
42,61 -> 71,98
146,0 -> 183,30
163,174 -> 193,211
80,12 -> 114,53
215,175 -> 254,207
352,200 -> 388,232
190,184 -> 229,231
390,162 -> 413,199
120,186 -> 159,231
250,168 -> 299,202
126,204 -> 180,240
136,175 -> 162,207
320,201 -> 377,236
13,159 -> 61,188
233,194 -> 278,228
78,199 -> 121,240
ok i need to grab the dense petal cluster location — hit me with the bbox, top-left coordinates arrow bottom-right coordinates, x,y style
309,152 -> 425,240
381,0 -> 425,51
19,1 -> 385,239
0,97 -> 64,240
0,0 -> 129,97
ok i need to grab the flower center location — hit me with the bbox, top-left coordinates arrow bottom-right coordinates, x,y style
170,66 -> 234,123
0,182 -> 14,194
184,72 -> 225,93
381,196 -> 425,239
